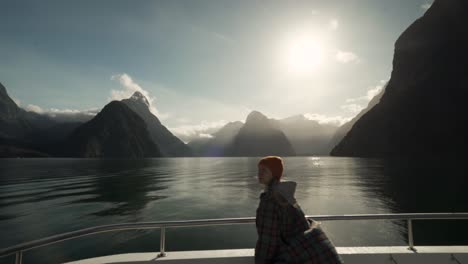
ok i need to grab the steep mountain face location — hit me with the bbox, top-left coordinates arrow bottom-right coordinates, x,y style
328,88 -> 384,153
1,82 -> 77,148
122,92 -> 192,157
66,101 -> 162,158
0,82 -> 22,120
188,121 -> 243,156
1,82 -> 58,137
274,115 -> 338,156
331,0 -> 468,157
228,111 -> 295,157
0,82 -> 34,138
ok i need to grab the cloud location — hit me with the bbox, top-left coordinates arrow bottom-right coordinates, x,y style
199,133 -> 213,139
25,104 -> 99,122
340,104 -> 365,114
345,79 -> 387,103
329,19 -> 339,30
168,120 -> 228,143
12,97 -> 21,106
366,82 -> 385,100
335,50 -> 360,64
110,73 -> 169,120
46,108 -> 100,122
304,113 -> 351,126
26,104 -> 44,114
341,79 -> 387,115
421,1 -> 433,10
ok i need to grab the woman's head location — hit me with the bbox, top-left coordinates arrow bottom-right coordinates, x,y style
257,156 -> 283,185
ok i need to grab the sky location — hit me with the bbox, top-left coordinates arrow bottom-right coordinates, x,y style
0,0 -> 432,141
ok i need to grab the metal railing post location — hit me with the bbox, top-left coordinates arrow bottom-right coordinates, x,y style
407,219 -> 415,251
15,251 -> 22,264
157,227 -> 166,257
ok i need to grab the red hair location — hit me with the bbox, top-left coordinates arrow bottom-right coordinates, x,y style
258,156 -> 284,180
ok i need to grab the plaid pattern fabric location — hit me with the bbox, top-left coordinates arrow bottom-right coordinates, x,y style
255,191 -> 344,264
255,192 -> 282,263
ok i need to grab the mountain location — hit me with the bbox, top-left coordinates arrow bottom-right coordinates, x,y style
66,101 -> 162,158
274,115 -> 338,156
0,85 -> 185,158
188,121 -> 243,156
0,82 -> 22,120
190,113 -> 340,157
1,82 -> 59,137
0,82 -> 61,156
122,92 -> 192,157
331,0 -> 468,157
0,137 -> 49,158
22,121 -> 84,154
0,82 -> 34,139
328,88 -> 384,153
227,111 -> 295,156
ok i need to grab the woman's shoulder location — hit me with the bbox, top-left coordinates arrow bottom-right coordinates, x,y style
259,191 -> 274,202
259,191 -> 283,209
260,191 -> 293,214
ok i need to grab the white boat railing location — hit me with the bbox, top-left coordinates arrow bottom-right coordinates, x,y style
1,212 -> 468,264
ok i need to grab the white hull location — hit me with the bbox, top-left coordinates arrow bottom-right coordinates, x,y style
66,246 -> 468,264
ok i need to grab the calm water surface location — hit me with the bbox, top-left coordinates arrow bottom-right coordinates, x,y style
0,157 -> 466,263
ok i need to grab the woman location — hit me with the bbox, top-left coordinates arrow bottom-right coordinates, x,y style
255,156 -> 343,264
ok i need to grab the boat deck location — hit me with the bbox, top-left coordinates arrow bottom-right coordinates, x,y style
66,246 -> 468,264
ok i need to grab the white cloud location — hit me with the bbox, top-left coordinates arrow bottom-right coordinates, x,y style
24,104 -> 99,122
11,97 -> 21,106
421,1 -> 432,10
345,79 -> 387,103
366,81 -> 386,100
329,19 -> 339,30
26,104 -> 44,114
110,73 -> 169,120
199,133 -> 213,139
47,108 -> 100,122
340,104 -> 365,114
168,120 -> 228,143
336,50 -> 360,64
304,113 -> 351,126
341,79 -> 387,115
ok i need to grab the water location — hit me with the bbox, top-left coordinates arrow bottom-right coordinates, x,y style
0,157 -> 466,263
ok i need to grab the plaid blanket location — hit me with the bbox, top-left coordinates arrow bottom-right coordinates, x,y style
255,191 -> 344,263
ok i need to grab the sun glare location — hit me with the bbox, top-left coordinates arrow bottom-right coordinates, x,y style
285,35 -> 324,75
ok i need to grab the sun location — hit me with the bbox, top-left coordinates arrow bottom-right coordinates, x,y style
285,35 -> 324,75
